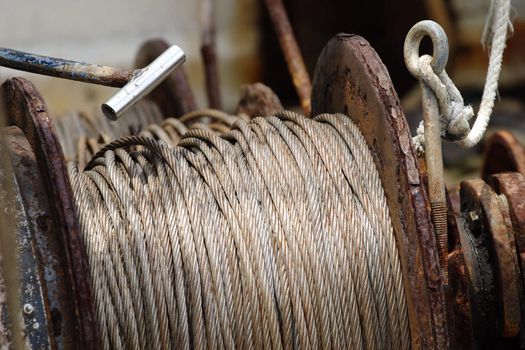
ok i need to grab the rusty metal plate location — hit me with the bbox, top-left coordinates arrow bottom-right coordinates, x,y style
2,77 -> 98,348
489,172 -> 525,345
461,179 -> 521,339
482,131 -> 525,181
311,34 -> 447,349
4,125 -> 79,347
444,189 -> 474,349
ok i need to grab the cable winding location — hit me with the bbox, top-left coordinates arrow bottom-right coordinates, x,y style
68,111 -> 410,349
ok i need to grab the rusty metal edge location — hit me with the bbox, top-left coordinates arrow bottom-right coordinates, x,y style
482,131 -> 525,181
2,77 -> 98,348
311,33 -> 448,349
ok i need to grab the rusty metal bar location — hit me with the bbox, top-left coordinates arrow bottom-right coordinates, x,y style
421,82 -> 449,284
263,0 -> 311,115
200,0 -> 222,109
0,47 -> 132,87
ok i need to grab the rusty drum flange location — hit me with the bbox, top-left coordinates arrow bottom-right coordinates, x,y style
1,77 -> 98,348
311,33 -> 447,349
459,178 -> 524,348
482,131 -> 525,181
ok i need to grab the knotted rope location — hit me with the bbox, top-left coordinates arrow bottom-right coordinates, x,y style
405,0 -> 513,152
68,111 -> 410,349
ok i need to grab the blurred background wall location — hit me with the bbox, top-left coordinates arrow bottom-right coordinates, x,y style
0,0 -> 261,116
1,0 -> 524,179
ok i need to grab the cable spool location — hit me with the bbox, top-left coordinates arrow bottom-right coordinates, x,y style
0,34 -> 439,345
68,111 -> 410,349
9,35 -> 512,348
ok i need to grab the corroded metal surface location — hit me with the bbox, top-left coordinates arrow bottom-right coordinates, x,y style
311,33 -> 447,349
264,0 -> 311,115
482,131 -> 525,181
236,82 -> 283,118
135,39 -> 197,118
489,172 -> 525,345
5,126 -> 79,347
2,77 -> 98,348
0,47 -> 132,87
2,127 -> 53,348
461,179 -> 522,344
445,190 -> 474,349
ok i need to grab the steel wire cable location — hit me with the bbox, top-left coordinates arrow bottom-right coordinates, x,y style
68,111 -> 410,349
56,105 -> 240,169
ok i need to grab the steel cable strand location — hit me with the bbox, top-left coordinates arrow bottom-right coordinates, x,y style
68,165 -> 117,350
270,113 -> 351,347
84,167 -> 142,349
253,117 -> 326,348
277,113 -> 368,348
87,162 -> 148,349
73,167 -> 126,349
250,118 -> 327,348
179,132 -> 281,349
112,149 -> 173,349
69,112 -> 410,349
173,136 -> 247,349
95,149 -> 164,349
233,120 -> 315,349
228,122 -> 312,348
312,114 -> 392,348
178,135 -> 262,349
263,116 -> 341,349
322,114 -> 410,349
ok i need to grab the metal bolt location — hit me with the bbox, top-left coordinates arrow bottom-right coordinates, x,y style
467,211 -> 479,223
32,321 -> 39,330
466,210 -> 481,233
23,303 -> 34,315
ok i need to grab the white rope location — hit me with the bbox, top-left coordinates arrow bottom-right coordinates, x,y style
68,111 -> 410,349
411,0 -> 513,152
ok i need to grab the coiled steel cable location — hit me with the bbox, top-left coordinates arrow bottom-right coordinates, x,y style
68,111 -> 410,349
56,104 -> 242,169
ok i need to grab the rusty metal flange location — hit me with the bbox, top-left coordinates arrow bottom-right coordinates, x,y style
135,39 -> 197,118
460,179 -> 522,347
311,33 -> 447,349
1,77 -> 98,348
482,131 -> 525,181
1,126 -> 81,348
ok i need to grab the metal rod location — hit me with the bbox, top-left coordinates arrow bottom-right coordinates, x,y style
422,82 -> 449,284
200,0 -> 222,110
0,47 -> 133,87
264,0 -> 311,115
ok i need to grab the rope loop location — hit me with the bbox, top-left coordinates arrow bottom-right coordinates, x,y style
405,0 -> 513,152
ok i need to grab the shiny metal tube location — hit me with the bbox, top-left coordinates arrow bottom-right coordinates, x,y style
102,45 -> 185,120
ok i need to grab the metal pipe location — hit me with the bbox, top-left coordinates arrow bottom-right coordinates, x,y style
102,45 -> 185,120
0,45 -> 186,121
0,47 -> 132,87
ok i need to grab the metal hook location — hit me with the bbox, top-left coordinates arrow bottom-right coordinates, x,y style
404,20 -> 449,79
404,20 -> 450,284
